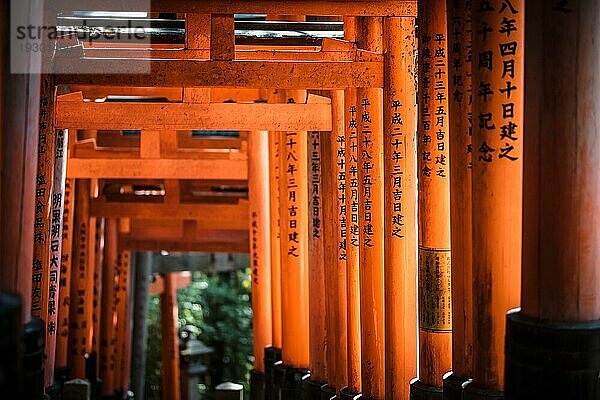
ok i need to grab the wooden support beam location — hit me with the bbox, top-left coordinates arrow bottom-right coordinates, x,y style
383,16 -> 418,400
445,0 -> 474,395
357,17 -> 385,400
211,14 -> 235,61
54,60 -> 383,89
57,178 -> 75,369
186,14 -> 211,49
90,200 -> 249,229
64,86 -> 261,103
308,131 -> 327,383
140,131 -> 161,159
66,158 -> 247,180
412,0 -> 452,396
56,101 -> 332,131
55,0 -> 417,16
149,272 -> 192,296
343,17 -> 362,394
121,238 -> 249,253
151,253 -> 250,274
161,272 -> 181,400
67,47 -> 381,62
248,130 -> 273,372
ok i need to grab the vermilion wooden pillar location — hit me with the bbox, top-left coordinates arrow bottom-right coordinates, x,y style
321,90 -> 349,394
100,218 -> 118,396
278,90 -> 310,398
268,126 -> 283,349
356,17 -> 385,400
92,217 -> 105,370
467,1 -> 523,398
412,0 -> 453,398
444,1 -> 474,397
32,74 -> 69,387
161,272 -> 181,400
248,129 -> 273,399
115,218 -> 133,394
506,2 -> 600,398
342,17 -> 362,399
115,245 -> 133,394
383,16 -> 418,400
0,37 -> 41,326
265,92 -> 284,400
68,179 -> 97,378
56,178 -> 75,370
305,129 -> 329,399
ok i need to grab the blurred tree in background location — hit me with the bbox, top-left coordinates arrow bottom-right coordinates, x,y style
145,268 -> 254,400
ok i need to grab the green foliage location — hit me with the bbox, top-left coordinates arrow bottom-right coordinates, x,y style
145,268 -> 254,400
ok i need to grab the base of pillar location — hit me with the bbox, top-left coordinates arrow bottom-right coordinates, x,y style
303,379 -> 325,400
251,369 -> 265,400
443,372 -> 472,400
273,361 -> 285,400
410,380 -> 443,400
265,347 -> 282,400
505,311 -> 600,400
276,365 -> 310,400
321,384 -> 337,400
22,318 -> 44,400
339,387 -> 362,400
463,384 -> 502,400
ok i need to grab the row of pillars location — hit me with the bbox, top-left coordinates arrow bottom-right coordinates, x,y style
246,3 -> 600,400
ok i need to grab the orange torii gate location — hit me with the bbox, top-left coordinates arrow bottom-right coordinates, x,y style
8,3 -> 431,399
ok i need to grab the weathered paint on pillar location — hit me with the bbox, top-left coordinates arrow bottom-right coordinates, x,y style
383,16 -> 418,400
344,17 -> 362,394
161,272 -> 181,400
322,90 -> 349,391
470,0 -> 523,391
68,179 -> 97,378
248,129 -> 273,372
416,0 -> 453,389
308,130 -> 328,382
279,91 -> 310,368
100,218 -> 118,395
56,178 -> 75,368
447,0 -> 474,383
356,17 -> 385,400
